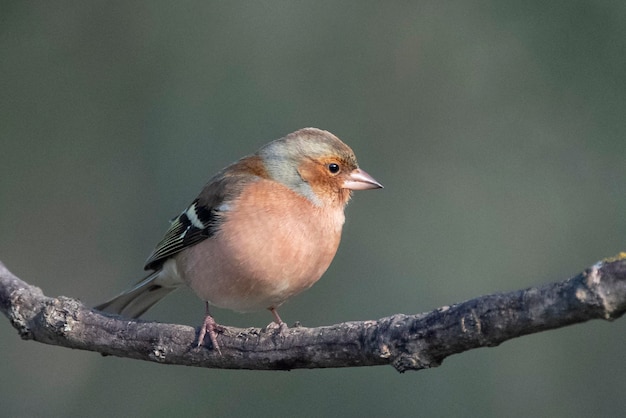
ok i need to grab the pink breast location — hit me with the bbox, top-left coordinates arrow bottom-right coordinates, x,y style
176,180 -> 345,312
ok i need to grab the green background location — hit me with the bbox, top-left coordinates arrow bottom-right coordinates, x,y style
2,2 -> 626,417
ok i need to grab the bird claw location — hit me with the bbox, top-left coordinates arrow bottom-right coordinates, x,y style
265,307 -> 289,334
197,314 -> 224,355
264,320 -> 288,334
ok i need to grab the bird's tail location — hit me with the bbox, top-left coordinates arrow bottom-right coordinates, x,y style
95,268 -> 182,318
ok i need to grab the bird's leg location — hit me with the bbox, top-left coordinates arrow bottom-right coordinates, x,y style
269,307 -> 284,325
197,301 -> 223,354
266,307 -> 288,333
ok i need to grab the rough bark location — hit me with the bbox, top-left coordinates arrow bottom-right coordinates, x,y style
1,256 -> 625,373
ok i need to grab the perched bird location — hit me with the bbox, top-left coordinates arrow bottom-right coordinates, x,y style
96,127 -> 382,352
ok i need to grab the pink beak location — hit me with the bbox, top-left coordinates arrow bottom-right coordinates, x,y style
342,168 -> 384,190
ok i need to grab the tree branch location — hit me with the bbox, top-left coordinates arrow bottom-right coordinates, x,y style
1,256 -> 625,373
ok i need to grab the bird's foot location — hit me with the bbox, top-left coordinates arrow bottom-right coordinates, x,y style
263,320 -> 289,337
266,307 -> 289,332
197,314 -> 224,355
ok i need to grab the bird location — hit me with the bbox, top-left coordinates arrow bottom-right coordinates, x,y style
95,127 -> 383,353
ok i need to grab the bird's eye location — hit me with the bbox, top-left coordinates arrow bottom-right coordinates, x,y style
327,163 -> 340,174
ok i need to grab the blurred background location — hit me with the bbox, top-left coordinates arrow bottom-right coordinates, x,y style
2,1 -> 626,417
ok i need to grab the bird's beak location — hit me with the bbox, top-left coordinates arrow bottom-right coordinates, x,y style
342,168 -> 384,190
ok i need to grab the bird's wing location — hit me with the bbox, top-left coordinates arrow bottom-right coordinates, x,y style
144,159 -> 265,270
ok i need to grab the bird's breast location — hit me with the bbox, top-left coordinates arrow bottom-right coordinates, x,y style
175,180 -> 345,312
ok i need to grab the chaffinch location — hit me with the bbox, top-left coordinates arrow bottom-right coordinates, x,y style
96,127 -> 383,352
